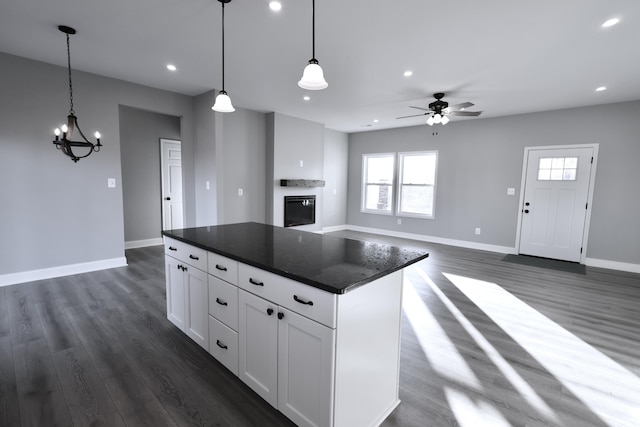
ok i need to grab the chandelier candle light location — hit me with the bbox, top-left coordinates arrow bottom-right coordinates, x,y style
212,0 -> 235,112
52,25 -> 102,163
298,0 -> 328,90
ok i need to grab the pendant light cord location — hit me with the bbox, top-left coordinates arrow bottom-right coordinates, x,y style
311,0 -> 316,60
66,33 -> 75,114
221,1 -> 226,91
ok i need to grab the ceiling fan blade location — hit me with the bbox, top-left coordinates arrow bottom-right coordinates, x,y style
449,110 -> 482,117
448,101 -> 474,111
396,112 -> 429,119
409,106 -> 431,111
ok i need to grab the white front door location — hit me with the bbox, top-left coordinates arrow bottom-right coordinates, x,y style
160,139 -> 184,231
518,146 -> 596,262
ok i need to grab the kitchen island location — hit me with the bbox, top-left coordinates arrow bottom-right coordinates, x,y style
162,222 -> 429,427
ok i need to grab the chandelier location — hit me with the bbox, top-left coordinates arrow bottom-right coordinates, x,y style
52,25 -> 102,163
298,0 -> 328,90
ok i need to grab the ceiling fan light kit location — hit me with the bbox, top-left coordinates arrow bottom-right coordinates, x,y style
397,92 -> 482,134
52,25 -> 102,163
212,0 -> 235,113
298,0 -> 328,90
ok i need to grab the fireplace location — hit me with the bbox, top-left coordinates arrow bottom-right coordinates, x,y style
284,195 -> 316,227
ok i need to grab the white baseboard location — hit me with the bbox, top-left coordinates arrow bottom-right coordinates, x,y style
345,225 -> 517,254
585,258 -> 640,274
0,257 -> 128,288
321,224 -> 349,234
125,238 -> 164,249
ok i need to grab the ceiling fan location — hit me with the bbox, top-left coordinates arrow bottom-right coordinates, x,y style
397,92 -> 482,127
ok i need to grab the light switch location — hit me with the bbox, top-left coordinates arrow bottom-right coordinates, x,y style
299,160 -> 304,167
206,181 -> 210,190
238,188 -> 243,196
507,188 -> 515,195
107,178 -> 116,188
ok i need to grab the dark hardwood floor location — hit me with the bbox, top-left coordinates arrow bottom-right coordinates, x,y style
1,232 -> 639,426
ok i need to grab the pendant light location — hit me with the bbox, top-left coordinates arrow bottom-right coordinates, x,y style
212,0 -> 235,112
52,25 -> 102,163
298,0 -> 328,90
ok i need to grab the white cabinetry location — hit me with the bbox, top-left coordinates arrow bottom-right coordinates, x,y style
164,237 -> 209,350
238,265 -> 336,427
207,252 -> 239,375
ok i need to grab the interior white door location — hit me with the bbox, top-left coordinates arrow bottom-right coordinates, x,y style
519,147 -> 594,262
161,139 -> 184,231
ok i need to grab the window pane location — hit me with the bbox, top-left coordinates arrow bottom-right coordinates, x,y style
539,158 -> 552,169
366,156 -> 394,183
564,157 -> 578,168
538,169 -> 551,180
365,184 -> 392,211
550,168 -> 563,180
401,186 -> 434,216
537,156 -> 577,181
563,169 -> 576,180
551,157 -> 565,169
398,151 -> 437,218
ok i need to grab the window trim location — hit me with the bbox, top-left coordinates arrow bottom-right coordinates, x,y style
396,150 -> 438,220
361,153 -> 396,216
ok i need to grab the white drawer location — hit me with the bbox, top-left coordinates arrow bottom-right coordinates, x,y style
164,237 -> 207,271
239,263 -> 336,328
209,275 -> 239,331
208,252 -> 238,285
209,316 -> 239,376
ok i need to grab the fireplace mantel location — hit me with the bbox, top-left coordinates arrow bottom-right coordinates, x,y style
280,179 -> 326,187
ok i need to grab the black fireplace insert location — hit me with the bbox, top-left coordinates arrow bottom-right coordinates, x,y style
284,195 -> 316,227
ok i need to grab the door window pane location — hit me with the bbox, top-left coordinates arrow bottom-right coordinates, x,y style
538,157 -> 578,181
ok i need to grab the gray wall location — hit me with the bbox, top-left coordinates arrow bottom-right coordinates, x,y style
323,129 -> 349,228
267,113 -> 325,231
194,90 -> 218,226
348,100 -> 640,265
119,106 -> 181,243
0,52 -> 195,276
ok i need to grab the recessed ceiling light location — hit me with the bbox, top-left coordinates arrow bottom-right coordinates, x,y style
373,119 -> 379,123
596,86 -> 607,92
403,70 -> 413,77
269,1 -> 282,12
602,18 -> 620,28
303,96 -> 310,101
166,64 -> 177,71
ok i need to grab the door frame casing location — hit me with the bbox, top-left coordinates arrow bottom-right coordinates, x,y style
160,138 -> 184,231
514,143 -> 599,264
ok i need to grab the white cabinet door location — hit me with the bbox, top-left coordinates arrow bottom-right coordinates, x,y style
278,307 -> 335,427
239,289 -> 278,407
184,265 -> 209,350
165,256 -> 185,330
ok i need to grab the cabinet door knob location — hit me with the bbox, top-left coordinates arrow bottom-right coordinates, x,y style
267,308 -> 274,316
216,340 -> 228,349
216,298 -> 228,306
249,278 -> 264,287
215,264 -> 228,271
277,312 -> 284,320
165,197 -> 171,201
293,295 -> 314,306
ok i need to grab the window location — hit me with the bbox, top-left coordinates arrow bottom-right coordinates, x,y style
362,153 -> 395,214
538,157 -> 578,181
361,151 -> 438,219
398,151 -> 437,218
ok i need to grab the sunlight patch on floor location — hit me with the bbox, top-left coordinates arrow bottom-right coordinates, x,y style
444,387 -> 512,427
414,267 -> 559,423
403,276 -> 482,390
442,272 -> 640,427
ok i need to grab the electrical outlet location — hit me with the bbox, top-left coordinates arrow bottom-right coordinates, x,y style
475,228 -> 481,235
107,178 -> 116,188
507,187 -> 515,196
397,219 -> 402,225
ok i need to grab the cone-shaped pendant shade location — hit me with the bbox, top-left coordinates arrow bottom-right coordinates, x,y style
212,90 -> 235,112
298,60 -> 328,90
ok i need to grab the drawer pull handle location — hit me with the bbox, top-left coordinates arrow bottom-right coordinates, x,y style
178,264 -> 187,272
249,278 -> 264,287
216,340 -> 228,350
267,308 -> 274,316
168,246 -> 177,251
216,298 -> 228,306
293,295 -> 314,306
215,264 -> 228,271
189,254 -> 199,260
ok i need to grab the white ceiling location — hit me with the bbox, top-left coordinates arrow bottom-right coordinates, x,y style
1,0 -> 639,133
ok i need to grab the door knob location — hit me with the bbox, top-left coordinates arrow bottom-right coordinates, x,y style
165,197 -> 171,200
525,202 -> 530,206
524,209 -> 530,214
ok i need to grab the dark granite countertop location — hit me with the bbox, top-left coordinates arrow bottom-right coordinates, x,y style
162,222 -> 429,294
